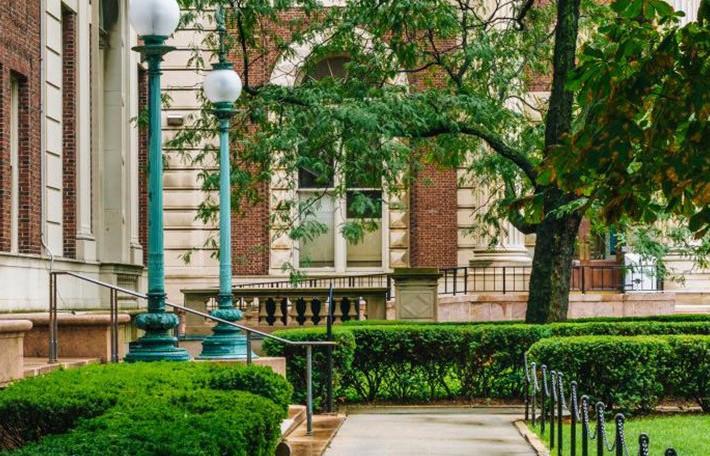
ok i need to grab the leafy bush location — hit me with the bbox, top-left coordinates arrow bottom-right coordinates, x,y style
527,335 -> 710,413
0,362 -> 291,454
9,391 -> 283,456
263,320 -> 710,406
262,328 -> 355,407
662,336 -> 710,412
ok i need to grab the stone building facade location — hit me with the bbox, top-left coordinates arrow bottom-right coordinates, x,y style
0,0 -> 145,313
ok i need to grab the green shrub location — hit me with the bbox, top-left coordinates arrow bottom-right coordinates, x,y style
664,336 -> 710,412
0,362 -> 291,454
262,328 -> 355,407
526,336 -> 672,412
9,391 -> 283,456
527,335 -> 710,413
263,320 -> 710,405
208,364 -> 293,414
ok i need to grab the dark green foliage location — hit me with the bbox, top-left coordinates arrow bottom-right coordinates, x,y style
0,362 -> 291,454
9,391 -> 283,456
208,364 -> 294,414
262,328 -> 355,406
664,336 -> 710,412
527,335 -> 710,413
263,320 -> 710,405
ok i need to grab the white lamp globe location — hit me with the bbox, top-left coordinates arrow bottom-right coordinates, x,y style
204,68 -> 242,104
129,0 -> 181,37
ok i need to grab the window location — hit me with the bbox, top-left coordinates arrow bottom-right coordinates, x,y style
296,56 -> 385,270
9,76 -> 20,253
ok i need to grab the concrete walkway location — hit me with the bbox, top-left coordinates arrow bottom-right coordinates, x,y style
324,407 -> 535,456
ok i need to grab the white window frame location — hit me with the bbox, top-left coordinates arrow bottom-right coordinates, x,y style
295,173 -> 389,274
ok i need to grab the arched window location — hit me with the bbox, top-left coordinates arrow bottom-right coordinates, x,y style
297,56 -> 385,270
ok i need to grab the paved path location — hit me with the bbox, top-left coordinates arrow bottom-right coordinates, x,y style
324,407 -> 536,456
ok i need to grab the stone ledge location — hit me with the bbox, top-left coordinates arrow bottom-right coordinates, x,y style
0,313 -> 131,326
0,313 -> 132,362
0,319 -> 33,333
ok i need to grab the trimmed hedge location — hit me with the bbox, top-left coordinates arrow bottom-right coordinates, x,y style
263,320 -> 710,406
0,362 -> 292,455
527,335 -> 710,413
262,328 -> 355,406
342,314 -> 710,326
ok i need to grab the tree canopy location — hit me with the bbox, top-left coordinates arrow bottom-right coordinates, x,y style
173,0 -> 710,322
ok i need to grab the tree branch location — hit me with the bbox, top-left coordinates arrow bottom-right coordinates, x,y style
416,122 -> 538,185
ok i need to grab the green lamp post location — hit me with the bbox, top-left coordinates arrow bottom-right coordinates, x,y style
197,7 -> 254,359
125,0 -> 190,362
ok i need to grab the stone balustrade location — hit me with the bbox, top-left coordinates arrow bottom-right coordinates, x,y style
182,287 -> 389,335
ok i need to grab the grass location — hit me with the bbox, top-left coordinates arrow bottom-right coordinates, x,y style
528,414 -> 710,455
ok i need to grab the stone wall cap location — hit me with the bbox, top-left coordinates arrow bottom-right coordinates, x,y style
0,319 -> 33,333
0,313 -> 131,326
392,268 -> 442,278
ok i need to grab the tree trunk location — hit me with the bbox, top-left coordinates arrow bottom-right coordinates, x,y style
526,195 -> 582,323
524,0 -> 583,323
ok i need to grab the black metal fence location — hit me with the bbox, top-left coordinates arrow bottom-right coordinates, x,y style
441,265 -> 663,296
523,356 -> 677,456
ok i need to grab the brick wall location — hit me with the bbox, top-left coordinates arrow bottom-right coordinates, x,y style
231,183 -> 270,275
409,164 -> 459,268
62,9 -> 77,258
0,1 -> 42,254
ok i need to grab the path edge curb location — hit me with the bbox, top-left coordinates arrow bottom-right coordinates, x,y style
514,419 -> 550,456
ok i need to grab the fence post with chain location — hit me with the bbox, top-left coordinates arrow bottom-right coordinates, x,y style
596,402 -> 605,456
550,370 -> 557,449
558,373 -> 564,456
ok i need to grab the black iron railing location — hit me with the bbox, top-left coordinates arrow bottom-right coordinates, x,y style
523,356 -> 677,456
48,271 -> 336,435
441,265 -> 663,296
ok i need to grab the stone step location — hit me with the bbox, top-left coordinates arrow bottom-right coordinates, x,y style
280,413 -> 346,456
23,357 -> 100,378
281,405 -> 307,439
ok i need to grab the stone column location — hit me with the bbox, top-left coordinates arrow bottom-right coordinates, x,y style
393,268 -> 442,321
469,186 -> 532,267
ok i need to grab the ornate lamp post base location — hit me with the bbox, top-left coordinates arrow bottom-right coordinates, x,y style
125,307 -> 190,362
197,297 -> 258,360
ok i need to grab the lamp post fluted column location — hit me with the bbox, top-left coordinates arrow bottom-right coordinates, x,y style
125,0 -> 190,362
197,100 -> 251,359
198,7 -> 254,359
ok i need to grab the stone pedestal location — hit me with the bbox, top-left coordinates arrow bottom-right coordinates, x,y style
0,320 -> 32,384
393,268 -> 442,321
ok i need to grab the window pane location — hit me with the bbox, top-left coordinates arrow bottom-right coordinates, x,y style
346,190 -> 382,219
298,164 -> 334,189
347,222 -> 382,267
304,56 -> 349,82
299,195 -> 335,268
346,190 -> 383,267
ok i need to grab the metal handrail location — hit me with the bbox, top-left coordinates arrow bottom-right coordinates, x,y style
49,270 -> 335,435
